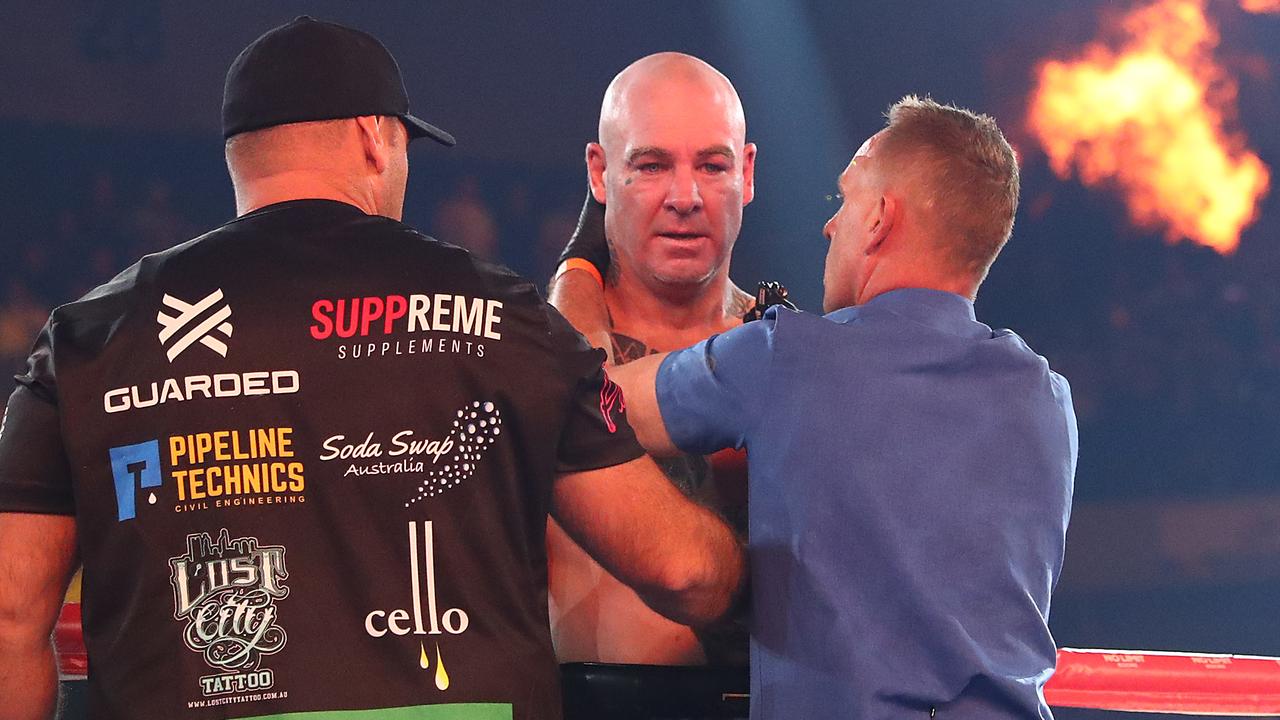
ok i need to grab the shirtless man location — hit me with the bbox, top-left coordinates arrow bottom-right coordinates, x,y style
547,52 -> 758,665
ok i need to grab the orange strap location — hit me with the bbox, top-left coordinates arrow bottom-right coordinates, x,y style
555,258 -> 604,288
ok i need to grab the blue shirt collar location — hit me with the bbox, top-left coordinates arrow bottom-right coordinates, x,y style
827,288 -> 988,337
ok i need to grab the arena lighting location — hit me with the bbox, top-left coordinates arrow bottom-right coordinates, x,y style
712,0 -> 850,309
1027,0 -> 1270,255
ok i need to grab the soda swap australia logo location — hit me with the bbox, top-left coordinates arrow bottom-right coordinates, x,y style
170,528 -> 290,700
364,521 -> 469,692
318,400 -> 503,508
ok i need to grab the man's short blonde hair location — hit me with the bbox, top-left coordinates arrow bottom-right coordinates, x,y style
877,96 -> 1020,278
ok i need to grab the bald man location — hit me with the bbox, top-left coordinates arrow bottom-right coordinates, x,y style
547,53 -> 759,666
0,21 -> 743,720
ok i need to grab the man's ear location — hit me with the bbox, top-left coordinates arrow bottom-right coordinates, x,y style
741,142 -> 758,207
355,116 -> 390,174
865,194 -> 897,254
586,142 -> 608,204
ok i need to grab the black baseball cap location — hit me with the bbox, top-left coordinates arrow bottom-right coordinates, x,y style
222,16 -> 455,146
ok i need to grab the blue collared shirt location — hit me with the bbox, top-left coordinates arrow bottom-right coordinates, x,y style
656,288 -> 1077,719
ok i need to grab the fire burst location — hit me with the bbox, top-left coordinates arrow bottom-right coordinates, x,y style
1027,0 -> 1269,254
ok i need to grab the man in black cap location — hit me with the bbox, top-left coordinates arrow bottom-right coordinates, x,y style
0,17 -> 744,720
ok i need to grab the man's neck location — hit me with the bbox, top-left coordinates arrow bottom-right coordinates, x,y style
605,269 -> 745,350
858,259 -> 980,305
234,171 -> 380,218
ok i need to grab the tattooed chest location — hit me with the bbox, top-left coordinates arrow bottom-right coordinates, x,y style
610,332 -> 658,365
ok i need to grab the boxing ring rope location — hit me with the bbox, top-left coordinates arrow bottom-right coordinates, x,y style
54,603 -> 1280,714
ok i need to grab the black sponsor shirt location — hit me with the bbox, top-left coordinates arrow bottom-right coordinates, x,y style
0,200 -> 644,720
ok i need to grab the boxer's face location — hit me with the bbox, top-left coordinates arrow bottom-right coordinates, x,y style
823,134 -> 881,312
599,80 -> 755,291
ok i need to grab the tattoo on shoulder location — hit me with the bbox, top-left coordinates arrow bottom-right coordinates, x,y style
611,333 -> 657,365
729,292 -> 756,322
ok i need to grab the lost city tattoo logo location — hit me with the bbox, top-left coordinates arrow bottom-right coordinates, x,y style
169,529 -> 290,698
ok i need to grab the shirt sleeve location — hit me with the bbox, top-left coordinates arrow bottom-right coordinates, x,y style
547,306 -> 646,473
0,324 -> 76,515
655,308 -> 777,455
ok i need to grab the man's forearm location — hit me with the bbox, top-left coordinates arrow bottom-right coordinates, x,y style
0,513 -> 77,720
552,457 -> 746,627
632,503 -> 746,627
0,636 -> 59,720
605,353 -> 680,456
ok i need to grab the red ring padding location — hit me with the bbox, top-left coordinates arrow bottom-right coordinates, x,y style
1046,648 -> 1280,715
55,602 -> 86,680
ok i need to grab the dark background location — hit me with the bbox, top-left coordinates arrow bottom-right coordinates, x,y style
4,2 -> 1279,718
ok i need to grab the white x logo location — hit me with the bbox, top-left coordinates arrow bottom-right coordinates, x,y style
156,289 -> 234,362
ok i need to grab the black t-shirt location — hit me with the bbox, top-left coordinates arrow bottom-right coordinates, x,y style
0,200 -> 644,720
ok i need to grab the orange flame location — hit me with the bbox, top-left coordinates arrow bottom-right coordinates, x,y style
1027,0 -> 1269,254
1240,0 -> 1280,13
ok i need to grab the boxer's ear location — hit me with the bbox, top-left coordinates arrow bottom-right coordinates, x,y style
741,143 -> 757,207
586,143 -> 608,204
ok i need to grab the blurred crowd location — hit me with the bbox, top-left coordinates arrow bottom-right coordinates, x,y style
2,136 -> 1277,507
0,170 -> 193,376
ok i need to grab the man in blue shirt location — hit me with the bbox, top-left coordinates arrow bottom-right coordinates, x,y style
553,96 -> 1077,718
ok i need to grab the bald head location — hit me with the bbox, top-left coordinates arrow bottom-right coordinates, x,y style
585,52 -> 756,297
598,53 -> 746,155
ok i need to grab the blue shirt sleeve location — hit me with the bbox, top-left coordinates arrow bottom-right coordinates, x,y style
655,309 -> 778,455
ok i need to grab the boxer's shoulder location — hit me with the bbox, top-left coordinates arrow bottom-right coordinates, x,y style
725,284 -> 755,327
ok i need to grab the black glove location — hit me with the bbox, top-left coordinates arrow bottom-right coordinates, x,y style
742,281 -> 798,323
556,191 -> 610,280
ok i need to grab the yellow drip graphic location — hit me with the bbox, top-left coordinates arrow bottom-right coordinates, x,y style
419,642 -> 430,670
434,643 -> 450,690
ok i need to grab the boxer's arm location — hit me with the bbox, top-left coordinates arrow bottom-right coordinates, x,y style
550,191 -> 615,361
549,269 -> 614,364
552,455 -> 744,626
0,512 -> 77,720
